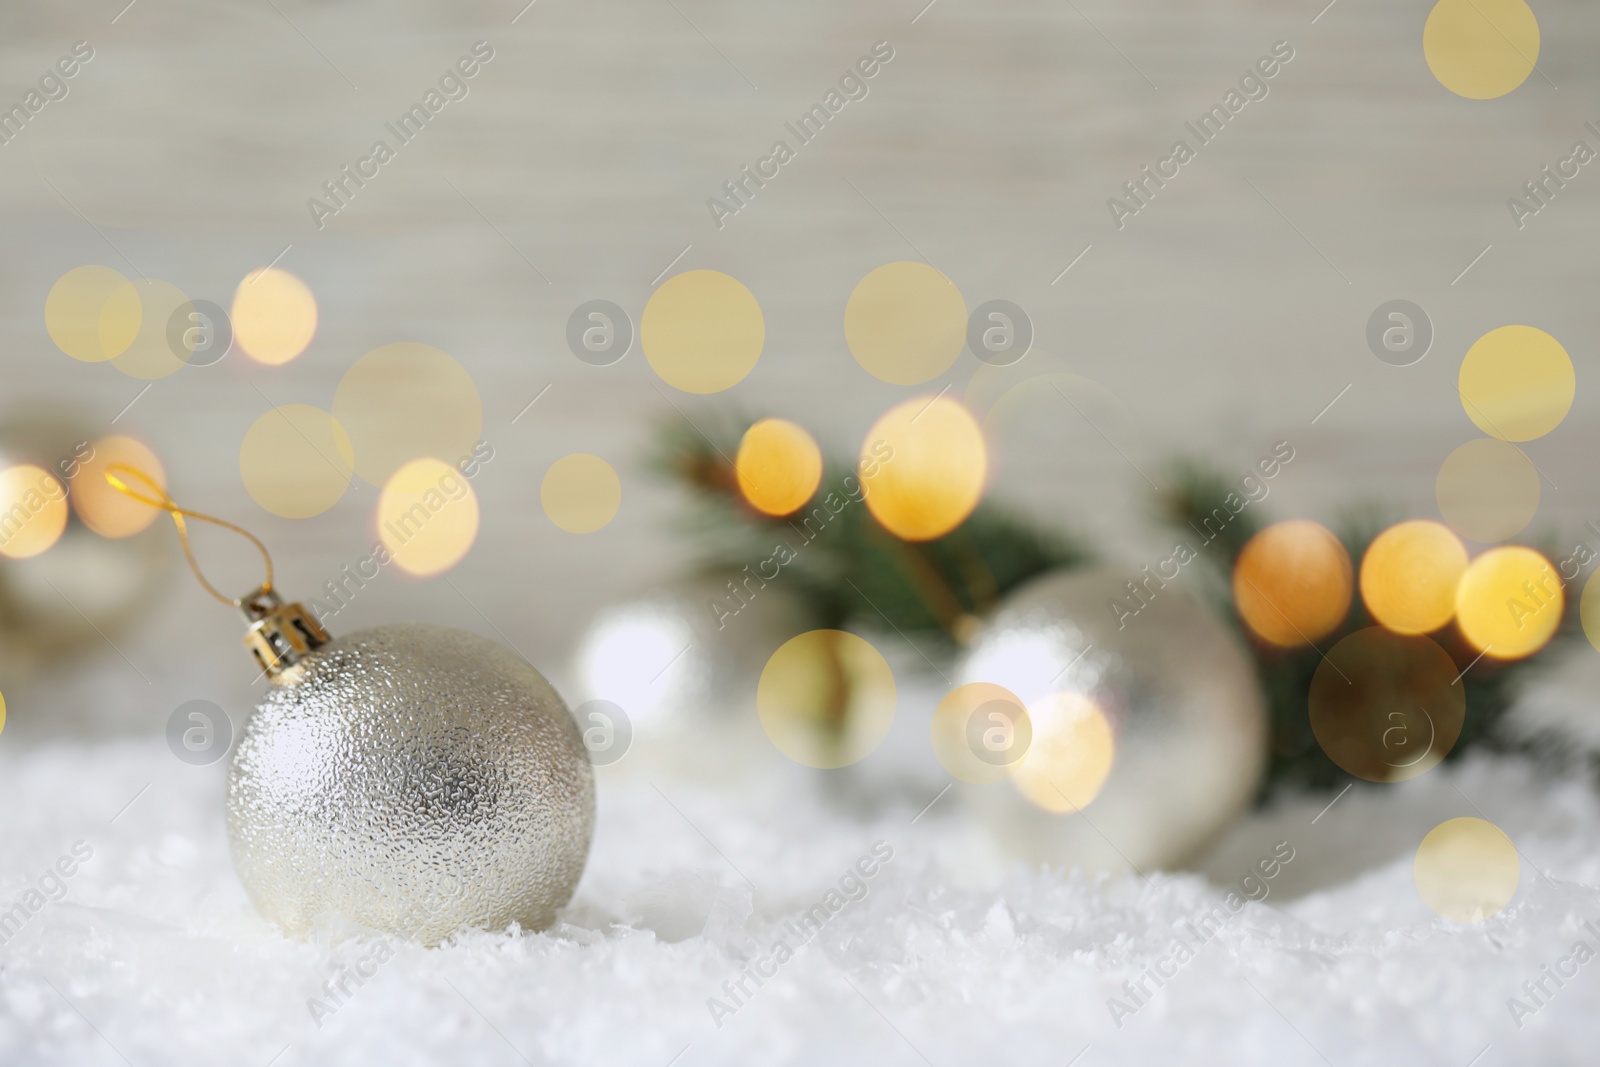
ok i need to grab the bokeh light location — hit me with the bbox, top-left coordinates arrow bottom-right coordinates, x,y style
576,602 -> 696,727
1435,437 -> 1539,543
956,626 -> 1071,709
1360,520 -> 1468,635
1423,0 -> 1540,100
1009,691 -> 1115,814
109,279 -> 191,381
376,457 -> 480,577
239,405 -> 354,518
1458,325 -> 1573,442
1455,545 -> 1562,660
0,465 -> 70,560
75,436 -> 165,539
333,343 -> 484,486
45,265 -> 139,362
860,395 -> 987,542
232,268 -> 318,366
844,261 -> 967,385
1308,627 -> 1464,782
1415,817 -> 1520,923
757,629 -> 896,769
640,270 -> 764,393
931,682 -> 1032,785
1583,569 -> 1600,655
1232,520 -> 1352,648
735,418 -> 822,517
541,454 -> 621,534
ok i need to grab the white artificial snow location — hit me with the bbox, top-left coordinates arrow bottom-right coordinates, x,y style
2,735 -> 1598,1067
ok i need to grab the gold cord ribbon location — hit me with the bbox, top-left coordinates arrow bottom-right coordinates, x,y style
104,463 -> 274,608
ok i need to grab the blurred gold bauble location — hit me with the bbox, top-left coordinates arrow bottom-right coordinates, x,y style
0,413 -> 170,682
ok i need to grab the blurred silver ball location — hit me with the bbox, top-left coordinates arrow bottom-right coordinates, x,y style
956,567 -> 1266,872
227,624 -> 594,943
0,413 -> 167,680
573,571 -> 812,738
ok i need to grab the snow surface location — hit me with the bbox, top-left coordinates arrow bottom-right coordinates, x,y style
2,735 -> 1598,1067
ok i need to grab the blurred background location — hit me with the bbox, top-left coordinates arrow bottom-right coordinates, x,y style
6,1 -> 1600,1063
3,0 -> 1597,744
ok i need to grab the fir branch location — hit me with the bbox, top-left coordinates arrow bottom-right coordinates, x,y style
1157,459 -> 1585,799
648,416 -> 1089,648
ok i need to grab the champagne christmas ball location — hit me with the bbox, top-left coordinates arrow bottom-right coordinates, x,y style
955,567 -> 1266,872
227,623 -> 594,943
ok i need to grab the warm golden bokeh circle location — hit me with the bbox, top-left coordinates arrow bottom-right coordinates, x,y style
860,395 -> 987,542
1359,520 -> 1469,635
1455,546 -> 1563,660
844,261 -> 967,385
75,436 -> 166,539
1435,437 -> 1539,543
931,682 -> 1032,785
0,690 -> 6,737
1308,627 -> 1464,782
45,265 -> 139,362
1458,326 -> 1573,442
736,418 -> 823,517
640,270 -> 764,394
1009,691 -> 1114,814
232,268 -> 318,366
1423,0 -> 1539,100
757,629 -> 896,769
1583,569 -> 1600,656
1232,520 -> 1352,648
1415,817 -> 1520,923
333,343 -> 484,486
0,465 -> 69,560
541,454 -> 621,534
376,457 -> 480,577
110,280 -> 191,381
240,405 -> 354,519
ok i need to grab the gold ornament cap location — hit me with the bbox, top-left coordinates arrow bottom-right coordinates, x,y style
241,586 -> 330,684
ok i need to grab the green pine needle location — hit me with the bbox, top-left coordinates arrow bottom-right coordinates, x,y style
649,416 -> 1088,648
1156,459 -> 1584,800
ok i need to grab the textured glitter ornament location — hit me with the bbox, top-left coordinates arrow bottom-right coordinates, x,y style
227,614 -> 594,944
955,567 -> 1266,872
99,468 -> 596,943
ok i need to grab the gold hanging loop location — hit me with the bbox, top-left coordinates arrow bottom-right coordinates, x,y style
103,463 -> 275,608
